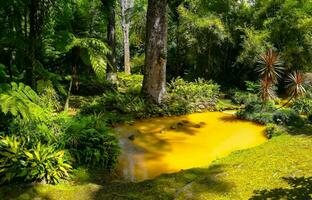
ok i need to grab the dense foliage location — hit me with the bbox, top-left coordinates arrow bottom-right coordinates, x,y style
82,74 -> 219,119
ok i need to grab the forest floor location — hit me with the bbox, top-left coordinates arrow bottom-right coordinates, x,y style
1,127 -> 311,200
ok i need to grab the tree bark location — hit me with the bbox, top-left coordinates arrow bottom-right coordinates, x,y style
121,0 -> 133,75
142,0 -> 168,104
27,0 -> 40,88
106,1 -> 118,84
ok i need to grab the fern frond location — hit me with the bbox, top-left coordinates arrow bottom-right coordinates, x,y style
0,82 -> 46,121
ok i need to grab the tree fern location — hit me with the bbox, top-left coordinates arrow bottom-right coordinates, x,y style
0,82 -> 47,121
56,32 -> 111,79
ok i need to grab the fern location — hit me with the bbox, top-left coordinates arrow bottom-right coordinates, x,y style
0,82 -> 47,121
56,32 -> 110,79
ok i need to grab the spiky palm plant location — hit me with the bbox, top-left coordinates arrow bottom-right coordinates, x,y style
257,49 -> 284,84
260,78 -> 276,101
286,71 -> 306,98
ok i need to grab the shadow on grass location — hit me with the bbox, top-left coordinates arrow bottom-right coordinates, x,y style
250,176 -> 312,200
0,184 -> 53,200
287,124 -> 312,136
92,164 -> 234,200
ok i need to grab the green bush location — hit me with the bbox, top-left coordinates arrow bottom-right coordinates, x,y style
82,77 -> 220,118
237,100 -> 275,124
265,123 -> 286,139
273,109 -> 304,127
37,80 -> 62,112
118,72 -> 143,94
9,112 -> 71,145
0,136 -> 72,185
232,91 -> 259,105
291,96 -> 312,114
245,81 -> 261,94
61,116 -> 120,169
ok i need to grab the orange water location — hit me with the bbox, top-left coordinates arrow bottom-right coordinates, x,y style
116,112 -> 267,181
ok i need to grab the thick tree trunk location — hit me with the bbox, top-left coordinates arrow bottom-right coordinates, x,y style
142,0 -> 168,104
121,0 -> 133,75
106,2 -> 118,84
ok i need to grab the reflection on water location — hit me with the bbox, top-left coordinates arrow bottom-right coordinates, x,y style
116,112 -> 267,182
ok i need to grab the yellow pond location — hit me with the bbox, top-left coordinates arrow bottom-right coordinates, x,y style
116,112 -> 267,182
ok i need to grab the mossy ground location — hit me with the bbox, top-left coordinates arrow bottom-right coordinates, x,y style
1,131 -> 311,200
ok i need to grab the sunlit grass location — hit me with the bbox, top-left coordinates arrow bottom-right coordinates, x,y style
1,133 -> 311,200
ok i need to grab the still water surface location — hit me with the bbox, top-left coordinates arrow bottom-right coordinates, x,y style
116,112 -> 267,181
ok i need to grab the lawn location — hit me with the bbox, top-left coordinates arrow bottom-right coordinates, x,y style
1,133 -> 311,200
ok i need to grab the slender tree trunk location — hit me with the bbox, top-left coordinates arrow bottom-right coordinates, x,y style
106,1 -> 118,84
64,77 -> 73,112
27,0 -> 39,88
121,0 -> 133,75
142,0 -> 168,104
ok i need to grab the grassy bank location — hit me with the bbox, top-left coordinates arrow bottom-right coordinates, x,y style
1,133 -> 311,200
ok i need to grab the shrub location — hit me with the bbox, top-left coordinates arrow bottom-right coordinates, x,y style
168,77 -> 220,112
118,72 -> 143,94
265,123 -> 286,139
237,100 -> 275,124
291,96 -> 312,114
9,112 -> 71,145
82,77 -> 220,118
61,116 -> 120,169
232,91 -> 259,105
37,80 -> 61,112
273,108 -> 304,127
0,136 -> 72,185
245,81 -> 261,94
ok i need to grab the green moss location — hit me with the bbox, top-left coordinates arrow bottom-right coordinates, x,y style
1,134 -> 311,200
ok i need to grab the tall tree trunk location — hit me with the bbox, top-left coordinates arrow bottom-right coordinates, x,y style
106,1 -> 118,84
121,0 -> 133,75
27,0 -> 40,88
142,0 -> 168,104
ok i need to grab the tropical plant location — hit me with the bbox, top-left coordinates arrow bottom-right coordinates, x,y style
256,49 -> 284,101
61,116 -> 120,169
0,82 -> 47,121
291,96 -> 312,114
286,71 -> 306,98
0,135 -> 24,184
0,136 -> 72,185
265,123 -> 286,139
22,143 -> 72,184
257,49 -> 284,84
259,78 -> 276,101
273,108 -> 304,127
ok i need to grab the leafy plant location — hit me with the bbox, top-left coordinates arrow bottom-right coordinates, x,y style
273,108 -> 304,127
58,33 -> 111,79
0,135 -> 24,184
291,96 -> 312,114
286,71 -> 306,98
237,100 -> 276,125
0,136 -> 72,185
257,49 -> 284,84
232,91 -> 259,105
61,116 -> 120,169
256,49 -> 284,102
245,81 -> 261,94
22,143 -> 72,184
265,124 -> 286,139
0,82 -> 47,121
